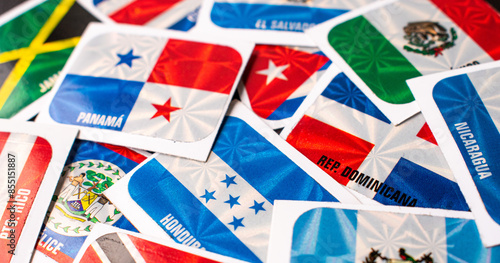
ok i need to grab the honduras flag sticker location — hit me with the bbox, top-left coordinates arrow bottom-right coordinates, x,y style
37,23 -> 254,161
105,101 -> 359,263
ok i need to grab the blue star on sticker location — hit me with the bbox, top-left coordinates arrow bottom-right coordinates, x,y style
200,189 -> 216,203
224,195 -> 241,209
249,200 -> 266,215
228,216 -> 245,231
116,49 -> 141,67
220,174 -> 237,188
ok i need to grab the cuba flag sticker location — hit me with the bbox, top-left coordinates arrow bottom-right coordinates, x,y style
409,61 -> 500,247
36,23 -> 254,161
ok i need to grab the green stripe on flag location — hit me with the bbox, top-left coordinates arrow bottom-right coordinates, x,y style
328,16 -> 421,105
0,0 -> 59,52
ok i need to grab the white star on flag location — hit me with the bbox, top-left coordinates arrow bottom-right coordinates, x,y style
256,59 -> 289,85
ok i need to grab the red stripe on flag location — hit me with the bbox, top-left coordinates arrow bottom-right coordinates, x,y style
127,234 -> 220,263
0,132 -> 10,154
79,246 -> 104,263
0,136 -> 52,260
286,115 -> 374,186
431,0 -> 500,60
97,142 -> 147,164
243,45 -> 330,119
148,39 -> 242,94
109,0 -> 182,25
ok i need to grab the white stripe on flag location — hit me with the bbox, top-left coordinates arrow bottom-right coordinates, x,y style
355,210 -> 447,262
467,69 -> 500,129
216,0 -> 373,9
0,133 -> 36,216
122,83 -> 229,142
144,0 -> 201,28
95,0 -> 135,16
306,95 -> 454,198
91,243 -> 112,263
157,152 -> 273,260
287,71 -> 323,100
364,0 -> 493,75
66,33 -> 167,82
117,233 -> 147,263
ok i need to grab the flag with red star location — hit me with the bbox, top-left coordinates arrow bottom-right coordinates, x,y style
37,24 -> 252,161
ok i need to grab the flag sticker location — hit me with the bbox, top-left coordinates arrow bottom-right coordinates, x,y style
37,23 -> 253,161
281,65 -> 468,210
409,61 -> 500,247
238,45 -> 330,129
35,140 -> 148,263
0,0 -> 97,119
308,0 -> 500,124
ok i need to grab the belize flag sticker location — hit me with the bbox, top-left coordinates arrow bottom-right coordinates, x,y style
307,0 -> 500,125
0,120 -> 77,263
267,201 -> 500,263
409,61 -> 500,247
104,100 -> 359,263
36,22 -> 254,161
238,44 -> 331,129
194,0 -> 374,46
33,140 -> 149,263
79,0 -> 200,31
73,224 -> 246,263
281,64 -> 468,211
0,0 -> 97,120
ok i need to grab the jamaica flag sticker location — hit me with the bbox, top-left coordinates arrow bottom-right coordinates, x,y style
0,0 -> 96,119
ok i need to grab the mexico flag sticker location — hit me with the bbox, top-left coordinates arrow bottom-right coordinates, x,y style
0,0 -> 97,120
307,0 -> 500,125
36,23 -> 253,161
0,121 -> 77,262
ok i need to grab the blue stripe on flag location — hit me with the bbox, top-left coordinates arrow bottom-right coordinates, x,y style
128,158 -> 262,263
168,8 -> 198,31
291,208 -> 357,262
445,218 -> 500,261
68,140 -> 142,173
210,3 -> 347,32
213,116 -> 337,203
267,96 -> 305,120
49,74 -> 143,131
322,73 -> 391,124
373,158 -> 469,210
434,75 -> 500,223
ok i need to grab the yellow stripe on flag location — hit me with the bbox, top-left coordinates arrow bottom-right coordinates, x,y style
0,0 -> 76,110
0,37 -> 80,63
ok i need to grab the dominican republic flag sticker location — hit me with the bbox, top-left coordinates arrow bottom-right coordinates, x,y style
238,45 -> 330,129
308,0 -> 500,124
37,23 -> 253,161
281,64 -> 468,211
81,0 -> 200,31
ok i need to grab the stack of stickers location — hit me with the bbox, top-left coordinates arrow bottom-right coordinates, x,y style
0,0 -> 499,262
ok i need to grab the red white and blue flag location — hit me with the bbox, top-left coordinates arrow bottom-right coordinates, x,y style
238,45 -> 330,128
38,24 -> 251,160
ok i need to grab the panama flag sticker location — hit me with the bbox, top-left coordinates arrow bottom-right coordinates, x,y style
307,0 -> 500,125
105,101 -> 359,263
37,23 -> 253,161
281,64 -> 469,211
79,0 -> 200,31
0,120 -> 77,263
409,61 -> 500,247
238,45 -> 330,129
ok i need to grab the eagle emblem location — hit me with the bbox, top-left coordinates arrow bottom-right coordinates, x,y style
403,21 -> 457,57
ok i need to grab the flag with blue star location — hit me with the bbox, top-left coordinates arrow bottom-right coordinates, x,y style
38,24 -> 252,161
111,101 -> 358,262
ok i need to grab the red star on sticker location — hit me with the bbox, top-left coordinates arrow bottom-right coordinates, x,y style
151,98 -> 181,122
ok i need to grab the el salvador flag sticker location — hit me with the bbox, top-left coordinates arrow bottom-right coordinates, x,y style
40,23 -> 253,161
